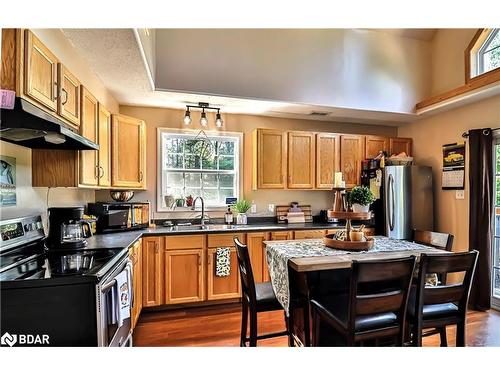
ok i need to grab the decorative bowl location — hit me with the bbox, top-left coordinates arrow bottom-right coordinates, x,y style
110,190 -> 134,202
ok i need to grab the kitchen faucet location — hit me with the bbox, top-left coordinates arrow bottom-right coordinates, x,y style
191,196 -> 207,226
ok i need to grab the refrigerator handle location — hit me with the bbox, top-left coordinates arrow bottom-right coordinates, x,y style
388,174 -> 395,231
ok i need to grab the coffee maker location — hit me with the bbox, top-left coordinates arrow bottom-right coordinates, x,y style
46,207 -> 93,250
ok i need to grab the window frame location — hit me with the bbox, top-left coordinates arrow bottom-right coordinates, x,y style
156,127 -> 243,212
465,28 -> 500,83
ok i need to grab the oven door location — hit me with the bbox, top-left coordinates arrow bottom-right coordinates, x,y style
96,255 -> 133,347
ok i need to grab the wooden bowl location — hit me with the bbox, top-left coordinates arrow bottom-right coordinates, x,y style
323,234 -> 374,252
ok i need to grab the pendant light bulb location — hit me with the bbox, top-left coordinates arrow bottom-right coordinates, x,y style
215,111 -> 223,128
200,110 -> 208,127
183,109 -> 192,126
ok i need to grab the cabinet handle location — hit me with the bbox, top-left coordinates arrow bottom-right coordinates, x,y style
53,82 -> 59,101
139,171 -> 144,182
95,166 -> 100,179
99,166 -> 105,178
61,88 -> 68,105
155,243 -> 159,253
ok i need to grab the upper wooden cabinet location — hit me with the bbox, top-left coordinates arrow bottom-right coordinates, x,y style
365,135 -> 389,159
316,133 -> 340,189
24,30 -> 59,112
389,137 -> 412,156
98,104 -> 112,187
340,135 -> 365,188
58,63 -> 81,128
79,87 -> 99,187
253,129 -> 287,189
111,114 -> 146,189
288,131 -> 315,189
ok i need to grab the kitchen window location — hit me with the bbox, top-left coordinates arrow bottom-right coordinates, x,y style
157,129 -> 242,211
492,139 -> 500,308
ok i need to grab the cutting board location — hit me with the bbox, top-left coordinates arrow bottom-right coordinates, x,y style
276,205 -> 312,223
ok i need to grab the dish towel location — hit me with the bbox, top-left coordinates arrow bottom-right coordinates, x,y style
215,247 -> 231,277
114,267 -> 131,327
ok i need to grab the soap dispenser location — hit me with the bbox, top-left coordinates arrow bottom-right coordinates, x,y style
225,206 -> 234,225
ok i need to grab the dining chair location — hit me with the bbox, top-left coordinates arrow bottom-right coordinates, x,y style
413,229 -> 454,251
310,256 -> 416,346
407,250 -> 478,347
234,237 -> 289,347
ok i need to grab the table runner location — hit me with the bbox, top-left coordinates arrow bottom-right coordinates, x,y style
264,236 -> 434,313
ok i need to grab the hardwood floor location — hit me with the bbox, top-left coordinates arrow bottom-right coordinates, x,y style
133,304 -> 500,347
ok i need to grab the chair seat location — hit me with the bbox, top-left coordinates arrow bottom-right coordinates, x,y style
255,282 -> 282,311
313,295 -> 398,332
408,288 -> 459,319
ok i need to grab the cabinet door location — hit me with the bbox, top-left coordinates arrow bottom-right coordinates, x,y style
207,247 -> 241,300
365,136 -> 388,159
79,87 -> 99,186
294,230 -> 326,239
142,237 -> 163,307
246,232 -> 269,283
270,231 -> 293,241
316,133 -> 339,189
254,129 -> 287,189
24,30 -> 58,112
165,249 -> 205,304
389,137 -> 412,156
340,135 -> 365,188
111,114 -> 146,188
58,63 -> 80,128
288,131 -> 315,189
97,104 -> 112,187
134,239 -> 143,325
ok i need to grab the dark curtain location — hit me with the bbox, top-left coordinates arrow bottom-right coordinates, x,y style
468,128 -> 493,311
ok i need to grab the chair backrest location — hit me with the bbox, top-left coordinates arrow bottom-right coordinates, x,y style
413,229 -> 454,251
349,256 -> 417,330
234,237 -> 257,304
415,250 -> 479,317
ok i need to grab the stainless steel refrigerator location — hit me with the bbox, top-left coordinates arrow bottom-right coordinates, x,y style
383,165 -> 434,239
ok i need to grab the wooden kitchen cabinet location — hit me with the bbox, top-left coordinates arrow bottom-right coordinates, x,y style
207,247 -> 241,300
58,63 -> 81,128
253,129 -> 287,189
294,230 -> 326,239
165,249 -> 205,304
365,135 -> 389,159
130,239 -> 142,330
97,104 -> 112,187
142,236 -> 163,307
340,135 -> 365,187
111,114 -> 146,189
264,231 -> 293,282
288,131 -> 315,189
316,133 -> 340,189
270,231 -> 293,241
389,137 -> 412,156
79,87 -> 99,187
24,30 -> 59,112
246,232 -> 269,283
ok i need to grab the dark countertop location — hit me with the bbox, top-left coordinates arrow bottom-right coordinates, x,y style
85,221 -> 371,251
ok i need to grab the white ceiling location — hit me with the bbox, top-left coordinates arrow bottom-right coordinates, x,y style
62,28 -> 433,126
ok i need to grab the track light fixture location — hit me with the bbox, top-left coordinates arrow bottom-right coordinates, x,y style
183,102 -> 223,128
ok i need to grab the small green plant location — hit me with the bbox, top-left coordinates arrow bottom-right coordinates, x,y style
233,199 -> 251,213
348,186 -> 375,206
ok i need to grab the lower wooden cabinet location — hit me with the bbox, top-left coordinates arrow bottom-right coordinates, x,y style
246,232 -> 269,283
207,247 -> 241,300
130,239 -> 142,330
294,230 -> 326,239
142,236 -> 163,307
164,248 -> 205,304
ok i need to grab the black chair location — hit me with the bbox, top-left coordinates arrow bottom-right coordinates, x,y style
407,250 -> 478,347
413,229 -> 454,251
310,256 -> 416,346
234,237 -> 289,346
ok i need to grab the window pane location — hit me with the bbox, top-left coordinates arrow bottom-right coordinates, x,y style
495,208 -> 500,236
497,177 -> 500,206
483,47 -> 500,73
166,172 -> 184,188
166,138 -> 184,153
219,156 -> 234,170
496,145 -> 500,172
220,188 -> 235,202
202,173 -> 218,188
185,154 -> 200,169
495,238 -> 500,267
494,268 -> 500,298
201,154 -> 217,170
203,189 -> 218,203
219,174 -> 234,188
218,141 -> 235,155
485,30 -> 500,51
185,188 -> 201,198
167,187 -> 183,198
185,173 -> 201,187
184,140 -> 198,154
166,154 -> 183,168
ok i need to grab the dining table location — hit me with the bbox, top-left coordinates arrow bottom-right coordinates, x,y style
263,235 -> 447,346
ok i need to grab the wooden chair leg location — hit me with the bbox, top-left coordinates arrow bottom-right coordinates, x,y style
456,322 -> 466,347
439,327 -> 448,347
240,301 -> 248,347
284,311 -> 294,347
412,325 -> 422,347
311,309 -> 320,347
249,308 -> 258,347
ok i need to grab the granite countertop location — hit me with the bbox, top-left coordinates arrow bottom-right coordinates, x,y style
85,221 -> 372,251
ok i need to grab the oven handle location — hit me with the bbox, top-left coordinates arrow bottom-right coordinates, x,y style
101,279 -> 116,293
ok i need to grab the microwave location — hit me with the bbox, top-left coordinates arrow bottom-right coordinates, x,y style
87,202 -> 150,233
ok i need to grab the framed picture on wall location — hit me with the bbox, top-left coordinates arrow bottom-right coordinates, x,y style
0,155 -> 17,206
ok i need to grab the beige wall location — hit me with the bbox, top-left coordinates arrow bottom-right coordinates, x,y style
96,106 -> 398,220
398,95 -> 500,251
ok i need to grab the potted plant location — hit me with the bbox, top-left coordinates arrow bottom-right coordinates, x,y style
348,186 -> 374,213
185,195 -> 194,207
233,199 -> 251,225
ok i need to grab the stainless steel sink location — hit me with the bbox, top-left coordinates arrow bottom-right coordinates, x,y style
170,224 -> 239,231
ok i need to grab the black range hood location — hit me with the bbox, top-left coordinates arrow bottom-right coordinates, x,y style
0,97 -> 99,150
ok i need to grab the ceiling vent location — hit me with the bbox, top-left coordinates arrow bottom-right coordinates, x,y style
309,111 -> 330,116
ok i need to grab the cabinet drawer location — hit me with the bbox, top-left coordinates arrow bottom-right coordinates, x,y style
207,233 -> 245,248
165,235 -> 205,250
294,230 -> 326,239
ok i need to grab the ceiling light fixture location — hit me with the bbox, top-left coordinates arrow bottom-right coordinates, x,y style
183,102 -> 223,128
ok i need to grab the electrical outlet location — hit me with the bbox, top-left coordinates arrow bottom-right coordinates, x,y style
268,204 -> 275,213
455,190 -> 465,200
251,203 -> 257,214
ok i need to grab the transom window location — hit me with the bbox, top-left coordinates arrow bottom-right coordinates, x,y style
469,28 -> 500,79
158,129 -> 241,210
